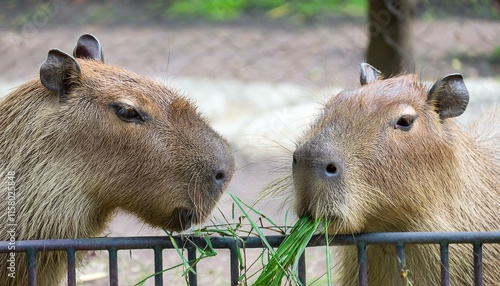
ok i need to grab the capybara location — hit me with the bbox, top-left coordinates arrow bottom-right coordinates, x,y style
0,34 -> 234,285
292,63 -> 499,285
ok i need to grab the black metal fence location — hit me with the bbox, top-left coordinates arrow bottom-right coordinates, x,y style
1,231 -> 499,286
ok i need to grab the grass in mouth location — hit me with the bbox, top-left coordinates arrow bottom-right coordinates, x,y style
253,215 -> 323,286
135,193 -> 329,286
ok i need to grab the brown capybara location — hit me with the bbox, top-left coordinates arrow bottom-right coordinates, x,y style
0,34 -> 234,285
292,63 -> 499,285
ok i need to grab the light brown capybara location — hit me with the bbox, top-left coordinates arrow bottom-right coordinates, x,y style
0,34 -> 234,285
291,63 -> 499,285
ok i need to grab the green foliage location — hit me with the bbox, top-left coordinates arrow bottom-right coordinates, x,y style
168,0 -> 247,21
158,0 -> 366,21
11,3 -> 52,29
254,216 -> 322,285
134,193 -> 330,285
289,0 -> 366,20
88,4 -> 114,24
493,46 -> 500,61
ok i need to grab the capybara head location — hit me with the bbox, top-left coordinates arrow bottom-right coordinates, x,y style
28,34 -> 234,232
292,63 -> 469,234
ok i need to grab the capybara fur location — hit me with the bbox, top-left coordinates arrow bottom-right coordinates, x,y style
291,63 -> 499,285
0,34 -> 234,285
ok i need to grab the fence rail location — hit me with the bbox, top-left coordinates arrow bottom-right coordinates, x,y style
1,231 -> 500,286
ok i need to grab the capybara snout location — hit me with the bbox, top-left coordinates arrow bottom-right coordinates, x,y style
293,140 -> 343,182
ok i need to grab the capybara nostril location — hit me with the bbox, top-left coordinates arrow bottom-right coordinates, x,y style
315,159 -> 341,181
215,171 -> 225,181
212,149 -> 235,188
213,170 -> 227,186
325,163 -> 338,176
293,144 -> 342,181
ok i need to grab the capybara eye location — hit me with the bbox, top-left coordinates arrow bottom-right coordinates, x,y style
395,115 -> 415,131
110,103 -> 144,123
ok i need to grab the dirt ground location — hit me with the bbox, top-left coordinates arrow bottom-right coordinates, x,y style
1,6 -> 499,285
1,13 -> 499,86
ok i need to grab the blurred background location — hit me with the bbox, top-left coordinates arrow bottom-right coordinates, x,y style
1,0 -> 499,285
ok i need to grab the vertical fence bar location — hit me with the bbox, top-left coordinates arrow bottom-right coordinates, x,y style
298,251 -> 306,285
440,243 -> 450,286
396,243 -> 408,286
229,242 -> 239,286
67,248 -> 77,286
108,248 -> 118,286
473,242 -> 483,286
188,246 -> 197,286
27,248 -> 37,286
153,246 -> 163,286
357,242 -> 368,286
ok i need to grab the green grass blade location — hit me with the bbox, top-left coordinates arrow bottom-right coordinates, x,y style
134,262 -> 186,286
228,192 -> 275,254
232,193 -> 284,232
254,216 -> 320,285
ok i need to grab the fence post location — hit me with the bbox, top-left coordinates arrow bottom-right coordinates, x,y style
67,247 -> 77,286
357,242 -> 367,286
108,248 -> 118,286
440,243 -> 450,286
229,241 -> 239,286
396,243 -> 408,286
188,246 -> 197,286
153,246 -> 163,286
298,251 -> 306,284
27,248 -> 37,286
473,242 -> 483,286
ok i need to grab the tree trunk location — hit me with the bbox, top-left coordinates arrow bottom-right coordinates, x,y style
366,0 -> 415,78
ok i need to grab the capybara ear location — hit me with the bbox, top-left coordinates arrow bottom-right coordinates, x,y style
40,49 -> 81,100
360,62 -> 383,85
427,74 -> 469,119
73,34 -> 104,62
